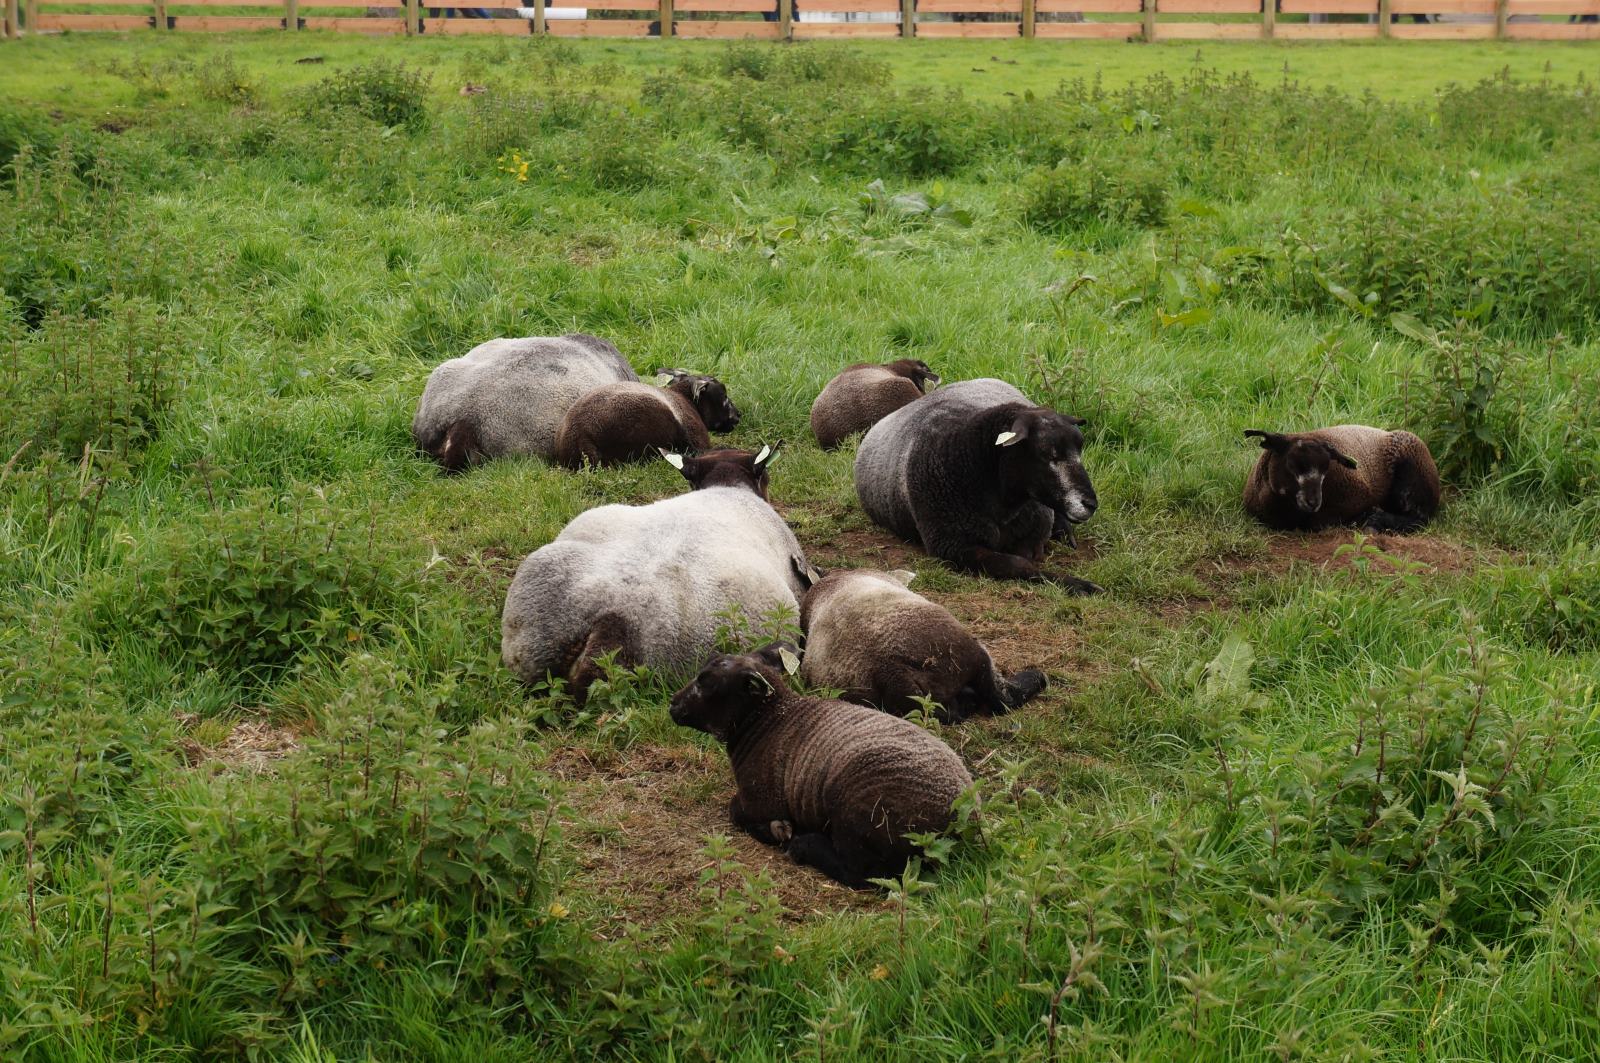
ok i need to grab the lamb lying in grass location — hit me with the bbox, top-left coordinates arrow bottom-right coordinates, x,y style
794,563 -> 1046,722
1242,426 -> 1441,533
670,648 -> 973,889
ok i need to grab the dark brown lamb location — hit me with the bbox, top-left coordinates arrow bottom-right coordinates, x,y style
1243,425 -> 1441,533
810,359 -> 940,450
795,565 -> 1046,722
554,370 -> 738,469
670,650 -> 973,889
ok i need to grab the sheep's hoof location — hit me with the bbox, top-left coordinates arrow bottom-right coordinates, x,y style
770,820 -> 794,844
1059,576 -> 1103,596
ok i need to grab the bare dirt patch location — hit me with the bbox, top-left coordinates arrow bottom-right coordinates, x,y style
1252,530 -> 1481,577
177,714 -> 302,773
544,743 -> 886,932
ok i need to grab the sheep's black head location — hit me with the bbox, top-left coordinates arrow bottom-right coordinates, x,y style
886,358 -> 941,394
659,443 -> 781,499
656,368 -> 741,433
995,407 -> 1098,526
670,652 -> 787,744
1245,430 -> 1359,515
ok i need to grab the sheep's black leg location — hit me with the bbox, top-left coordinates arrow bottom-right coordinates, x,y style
729,794 -> 790,848
1049,508 -> 1078,548
787,833 -> 870,888
953,545 -> 1042,581
567,613 -> 634,708
1363,457 -> 1434,534
999,667 -> 1047,710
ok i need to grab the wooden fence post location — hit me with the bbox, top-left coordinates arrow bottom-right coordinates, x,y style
1142,0 -> 1155,40
24,0 -> 36,31
658,0 -> 671,36
1261,0 -> 1273,36
778,0 -> 791,38
1378,0 -> 1389,34
286,0 -> 298,30
1493,0 -> 1507,36
4,0 -> 19,40
405,0 -> 418,34
1021,0 -> 1034,37
153,0 -> 169,29
534,0 -> 546,34
900,0 -> 912,36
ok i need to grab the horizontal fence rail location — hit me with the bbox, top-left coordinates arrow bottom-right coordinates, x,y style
5,0 -> 1599,38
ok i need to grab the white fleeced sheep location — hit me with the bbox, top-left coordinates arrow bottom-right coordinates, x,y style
501,448 -> 808,705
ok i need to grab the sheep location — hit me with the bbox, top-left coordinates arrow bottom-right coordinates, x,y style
501,446 -> 806,705
1242,426 -> 1441,533
793,563 -> 1046,722
553,369 -> 740,470
809,359 -> 941,451
854,378 -> 1100,590
412,333 -> 638,473
669,648 -> 973,889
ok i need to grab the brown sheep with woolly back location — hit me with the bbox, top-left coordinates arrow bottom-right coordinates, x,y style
810,359 -> 941,451
670,648 -> 972,889
554,369 -> 738,469
793,562 -> 1046,723
1242,425 -> 1441,533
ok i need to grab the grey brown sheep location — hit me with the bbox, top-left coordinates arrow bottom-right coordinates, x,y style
1243,425 -> 1441,532
501,447 -> 804,706
413,334 -> 638,473
553,369 -> 739,469
794,564 -> 1046,722
809,359 -> 941,450
854,378 -> 1100,590
670,649 -> 973,889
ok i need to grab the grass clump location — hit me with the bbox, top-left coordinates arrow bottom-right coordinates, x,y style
82,487 -> 423,684
1018,147 -> 1171,235
299,60 -> 431,132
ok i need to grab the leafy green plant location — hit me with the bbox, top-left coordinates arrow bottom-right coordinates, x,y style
299,60 -> 431,132
1018,148 -> 1170,234
82,486 -> 424,683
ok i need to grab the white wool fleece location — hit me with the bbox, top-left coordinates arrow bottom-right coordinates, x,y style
502,486 -> 809,684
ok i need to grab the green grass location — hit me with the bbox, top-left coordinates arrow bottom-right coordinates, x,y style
3,31 -> 1600,1062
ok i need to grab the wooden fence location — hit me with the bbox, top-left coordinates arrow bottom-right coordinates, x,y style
5,0 -> 1599,40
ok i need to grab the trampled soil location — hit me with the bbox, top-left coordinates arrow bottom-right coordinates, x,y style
543,743 -> 887,932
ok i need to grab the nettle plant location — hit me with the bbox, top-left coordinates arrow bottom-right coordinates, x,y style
1206,626 -> 1580,932
187,655 -> 571,1012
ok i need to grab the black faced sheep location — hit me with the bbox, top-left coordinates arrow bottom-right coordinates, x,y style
670,649 -> 973,889
412,333 -> 638,473
809,359 -> 941,451
500,446 -> 805,705
553,369 -> 740,470
794,564 -> 1046,722
1242,426 -> 1441,533
854,378 -> 1100,590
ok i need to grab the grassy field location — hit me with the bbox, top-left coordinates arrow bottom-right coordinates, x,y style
3,32 -> 1600,1061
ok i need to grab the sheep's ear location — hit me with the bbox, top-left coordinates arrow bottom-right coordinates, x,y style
745,669 -> 775,697
1244,430 -> 1290,452
777,647 -> 801,675
889,569 -> 916,586
691,379 -> 707,401
1069,415 -> 1088,427
754,442 -> 782,469
791,555 -> 823,588
658,448 -> 685,470
997,416 -> 1031,448
1329,446 -> 1359,470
